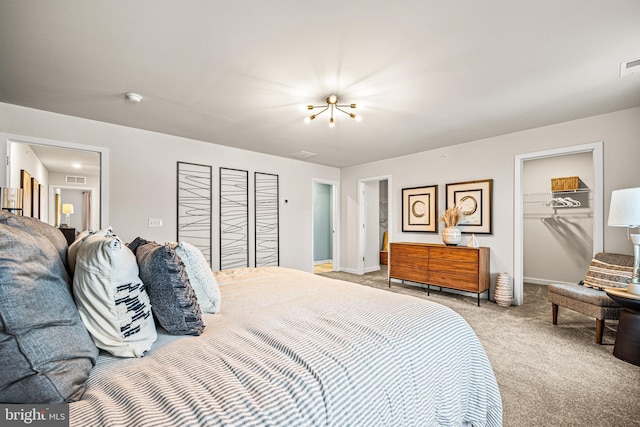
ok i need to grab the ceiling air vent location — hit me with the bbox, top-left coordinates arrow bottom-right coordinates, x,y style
620,57 -> 640,77
291,150 -> 317,159
66,175 -> 87,184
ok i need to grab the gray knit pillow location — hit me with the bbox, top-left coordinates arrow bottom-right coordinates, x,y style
133,239 -> 204,335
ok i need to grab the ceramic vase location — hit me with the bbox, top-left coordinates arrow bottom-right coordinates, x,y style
495,272 -> 513,307
442,226 -> 461,246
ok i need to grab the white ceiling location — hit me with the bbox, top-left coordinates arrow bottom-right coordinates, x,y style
1,1 -> 639,168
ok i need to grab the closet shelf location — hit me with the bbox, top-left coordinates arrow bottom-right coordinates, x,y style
523,189 -> 592,207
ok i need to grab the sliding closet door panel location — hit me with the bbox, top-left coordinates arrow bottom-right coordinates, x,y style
255,172 -> 279,267
220,168 -> 249,270
177,162 -> 213,266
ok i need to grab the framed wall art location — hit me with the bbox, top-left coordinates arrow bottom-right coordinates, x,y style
20,170 -> 32,217
402,185 -> 438,232
446,179 -> 493,234
31,177 -> 40,219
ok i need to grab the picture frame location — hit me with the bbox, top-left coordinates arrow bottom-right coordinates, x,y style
402,185 -> 438,232
31,177 -> 40,219
20,170 -> 32,217
446,179 -> 493,234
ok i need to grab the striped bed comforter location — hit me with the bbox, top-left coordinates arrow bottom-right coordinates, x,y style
70,267 -> 502,426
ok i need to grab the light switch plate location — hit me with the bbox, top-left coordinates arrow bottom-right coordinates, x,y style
148,218 -> 163,228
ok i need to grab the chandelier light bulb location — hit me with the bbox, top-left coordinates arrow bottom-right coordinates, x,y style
329,117 -> 335,128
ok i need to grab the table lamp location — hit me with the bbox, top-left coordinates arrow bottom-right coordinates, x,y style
608,187 -> 640,295
61,203 -> 74,227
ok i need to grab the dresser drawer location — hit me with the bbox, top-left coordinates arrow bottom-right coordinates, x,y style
429,258 -> 478,275
429,247 -> 478,263
390,243 -> 429,258
390,265 -> 429,284
429,271 -> 480,292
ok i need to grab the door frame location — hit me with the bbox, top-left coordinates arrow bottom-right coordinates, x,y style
514,141 -> 603,305
357,174 -> 392,275
311,178 -> 340,273
2,132 -> 110,228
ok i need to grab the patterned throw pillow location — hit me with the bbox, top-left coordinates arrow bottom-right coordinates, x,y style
132,238 -> 205,336
583,258 -> 633,291
173,241 -> 221,314
73,231 -> 157,357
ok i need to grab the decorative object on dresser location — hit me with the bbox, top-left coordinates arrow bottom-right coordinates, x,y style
401,185 -> 438,232
439,205 -> 463,246
607,187 -> 640,295
388,242 -> 490,306
446,179 -> 493,234
495,273 -> 513,307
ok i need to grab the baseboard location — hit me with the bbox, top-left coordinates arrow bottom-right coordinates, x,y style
314,259 -> 332,265
341,267 -> 360,275
524,277 -> 576,286
364,265 -> 380,274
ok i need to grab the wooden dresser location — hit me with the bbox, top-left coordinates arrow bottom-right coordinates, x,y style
389,242 -> 490,306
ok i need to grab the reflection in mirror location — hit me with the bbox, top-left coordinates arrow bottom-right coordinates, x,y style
7,142 -> 101,232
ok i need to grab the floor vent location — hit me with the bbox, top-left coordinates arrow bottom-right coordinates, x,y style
620,57 -> 640,77
65,175 -> 86,184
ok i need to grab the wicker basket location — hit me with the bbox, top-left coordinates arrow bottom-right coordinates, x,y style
551,176 -> 579,192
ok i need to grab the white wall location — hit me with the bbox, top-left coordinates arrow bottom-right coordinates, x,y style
8,142 -> 48,221
0,102 -> 340,272
340,107 -> 640,295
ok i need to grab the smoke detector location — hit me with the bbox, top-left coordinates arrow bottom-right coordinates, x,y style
620,57 -> 640,77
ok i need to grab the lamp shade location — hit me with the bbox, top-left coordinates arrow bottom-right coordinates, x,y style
608,187 -> 640,227
62,204 -> 74,215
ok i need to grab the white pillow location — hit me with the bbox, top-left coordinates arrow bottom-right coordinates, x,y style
73,230 -> 157,357
173,242 -> 221,314
67,227 -> 111,275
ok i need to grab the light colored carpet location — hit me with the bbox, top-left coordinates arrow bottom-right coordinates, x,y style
320,267 -> 640,427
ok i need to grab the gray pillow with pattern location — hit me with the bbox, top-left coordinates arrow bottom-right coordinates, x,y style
132,238 -> 205,335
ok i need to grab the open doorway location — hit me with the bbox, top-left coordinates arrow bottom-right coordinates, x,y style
357,175 -> 391,275
2,133 -> 109,229
312,179 -> 339,274
514,142 -> 603,305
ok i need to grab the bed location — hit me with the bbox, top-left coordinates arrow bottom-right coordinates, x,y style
69,266 -> 502,426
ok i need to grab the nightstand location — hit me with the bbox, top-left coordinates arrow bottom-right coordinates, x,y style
604,287 -> 640,366
59,227 -> 77,246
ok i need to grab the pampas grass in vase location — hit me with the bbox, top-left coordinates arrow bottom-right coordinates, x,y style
440,206 -> 464,246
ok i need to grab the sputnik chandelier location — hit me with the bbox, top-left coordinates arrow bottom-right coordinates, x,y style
304,94 -> 361,127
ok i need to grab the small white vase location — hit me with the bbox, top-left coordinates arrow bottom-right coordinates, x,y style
442,226 -> 461,246
495,272 -> 513,307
